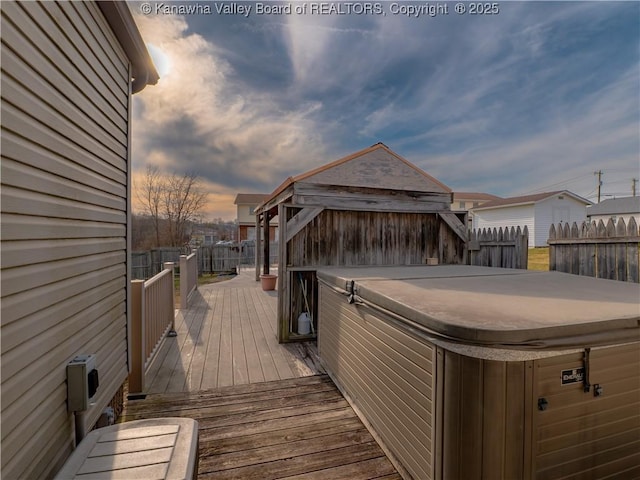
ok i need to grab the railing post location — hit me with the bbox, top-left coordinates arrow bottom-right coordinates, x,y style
191,249 -> 198,292
164,262 -> 177,336
129,280 -> 145,394
180,254 -> 188,309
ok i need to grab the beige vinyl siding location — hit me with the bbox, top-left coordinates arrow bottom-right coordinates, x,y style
318,284 -> 436,480
533,343 -> 640,479
1,1 -> 131,478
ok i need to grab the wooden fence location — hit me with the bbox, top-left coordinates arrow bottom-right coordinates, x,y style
129,262 -> 176,394
198,243 -> 279,274
548,218 -> 639,282
133,244 -> 280,279
131,247 -> 186,279
468,226 -> 529,269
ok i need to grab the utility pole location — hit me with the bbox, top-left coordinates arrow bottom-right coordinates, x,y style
633,178 -> 638,197
594,170 -> 603,203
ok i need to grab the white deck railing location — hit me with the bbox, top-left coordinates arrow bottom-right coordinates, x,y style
180,250 -> 198,309
129,262 -> 175,394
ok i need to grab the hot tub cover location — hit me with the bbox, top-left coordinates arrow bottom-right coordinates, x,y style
316,265 -> 640,349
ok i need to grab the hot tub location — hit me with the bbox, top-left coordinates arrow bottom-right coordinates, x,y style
316,265 -> 640,480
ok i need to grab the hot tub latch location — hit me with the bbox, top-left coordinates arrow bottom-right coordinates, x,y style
537,397 -> 548,411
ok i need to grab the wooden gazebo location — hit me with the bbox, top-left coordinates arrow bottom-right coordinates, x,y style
254,143 -> 467,342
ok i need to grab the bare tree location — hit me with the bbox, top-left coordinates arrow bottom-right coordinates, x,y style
135,167 -> 208,247
163,172 -> 208,246
136,165 -> 163,247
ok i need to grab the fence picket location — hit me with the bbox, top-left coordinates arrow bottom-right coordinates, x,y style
468,225 -> 528,269
547,216 -> 640,283
627,218 -> 639,283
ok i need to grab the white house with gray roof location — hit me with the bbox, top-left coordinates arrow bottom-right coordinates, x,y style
586,196 -> 640,227
471,190 -> 592,247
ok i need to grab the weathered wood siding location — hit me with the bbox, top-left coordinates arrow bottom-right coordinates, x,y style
318,283 -> 436,480
469,226 -> 529,269
548,218 -> 640,282
280,209 -> 465,341
287,209 -> 463,266
1,2 -> 131,478
532,343 -> 640,479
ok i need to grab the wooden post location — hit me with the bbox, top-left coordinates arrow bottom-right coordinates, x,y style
604,219 -> 617,280
263,210 -> 270,275
164,262 -> 176,336
616,219 -> 627,281
585,221 -> 596,277
278,203 -> 287,343
128,280 -> 145,394
578,221 -> 588,276
180,254 -> 188,309
596,220 -> 607,279
255,212 -> 262,281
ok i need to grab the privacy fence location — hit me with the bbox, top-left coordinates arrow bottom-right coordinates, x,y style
548,217 -> 639,283
132,244 -> 279,280
468,226 -> 529,269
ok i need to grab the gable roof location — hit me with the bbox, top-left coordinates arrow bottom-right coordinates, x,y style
98,2 -> 159,93
473,190 -> 592,211
234,193 -> 268,205
587,196 -> 640,216
263,143 -> 451,207
452,192 -> 502,202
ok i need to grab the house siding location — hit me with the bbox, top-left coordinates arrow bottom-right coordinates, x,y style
534,196 -> 588,247
1,2 -> 131,478
473,205 -> 536,245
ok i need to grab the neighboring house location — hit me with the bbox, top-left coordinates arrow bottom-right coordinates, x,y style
234,193 -> 278,241
586,196 -> 640,227
1,2 -> 157,479
472,191 -> 592,247
451,191 -> 502,227
451,191 -> 502,211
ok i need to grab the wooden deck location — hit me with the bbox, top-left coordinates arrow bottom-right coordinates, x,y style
125,270 -> 399,479
145,269 -> 324,393
121,375 -> 400,479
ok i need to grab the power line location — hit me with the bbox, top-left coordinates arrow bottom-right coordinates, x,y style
519,172 -> 593,195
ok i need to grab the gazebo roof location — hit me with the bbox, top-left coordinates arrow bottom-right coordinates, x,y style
258,143 -> 451,212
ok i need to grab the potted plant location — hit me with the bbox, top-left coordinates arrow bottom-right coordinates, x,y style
260,274 -> 277,291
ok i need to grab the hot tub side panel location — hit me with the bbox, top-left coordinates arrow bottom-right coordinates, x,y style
318,283 -> 436,480
532,343 -> 640,479
441,351 -> 531,480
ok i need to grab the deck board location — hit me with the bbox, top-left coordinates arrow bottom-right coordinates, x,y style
121,375 -> 398,480
146,271 -> 321,393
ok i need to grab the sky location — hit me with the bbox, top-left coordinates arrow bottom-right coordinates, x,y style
130,0 -> 640,221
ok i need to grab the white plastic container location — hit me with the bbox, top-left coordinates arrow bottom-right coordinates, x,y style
297,312 -> 311,335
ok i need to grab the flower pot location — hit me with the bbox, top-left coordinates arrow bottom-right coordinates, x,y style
260,274 -> 277,291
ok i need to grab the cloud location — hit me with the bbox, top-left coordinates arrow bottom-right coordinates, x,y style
131,12 -> 333,218
131,1 -> 639,219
